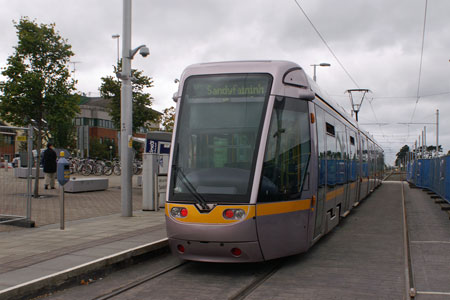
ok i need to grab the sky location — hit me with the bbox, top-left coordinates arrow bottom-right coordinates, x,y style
1,0 -> 449,165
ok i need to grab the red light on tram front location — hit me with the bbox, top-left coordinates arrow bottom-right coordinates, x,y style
224,209 -> 234,219
231,248 -> 242,257
181,208 -> 188,217
177,244 -> 185,253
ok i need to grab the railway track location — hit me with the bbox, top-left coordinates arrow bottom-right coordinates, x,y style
228,259 -> 284,300
85,258 -> 285,300
401,181 -> 416,299
384,171 -> 406,181
91,261 -> 188,300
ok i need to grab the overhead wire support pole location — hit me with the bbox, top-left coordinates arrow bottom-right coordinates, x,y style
436,109 -> 439,157
424,126 -> 427,158
345,89 -> 371,122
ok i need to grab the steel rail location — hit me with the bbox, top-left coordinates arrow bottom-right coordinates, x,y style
92,261 -> 188,300
228,259 -> 284,300
401,181 -> 416,299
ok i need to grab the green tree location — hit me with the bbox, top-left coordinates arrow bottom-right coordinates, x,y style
89,138 -> 117,160
0,18 -> 79,197
161,106 -> 176,132
50,117 -> 77,150
89,137 -> 109,160
395,145 -> 410,167
99,64 -> 159,132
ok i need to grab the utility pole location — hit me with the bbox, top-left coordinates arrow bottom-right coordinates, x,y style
121,0 -> 133,217
424,126 -> 427,158
118,0 -> 150,217
436,109 -> 439,157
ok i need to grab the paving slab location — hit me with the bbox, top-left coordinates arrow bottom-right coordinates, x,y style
0,210 -> 167,300
403,182 -> 450,297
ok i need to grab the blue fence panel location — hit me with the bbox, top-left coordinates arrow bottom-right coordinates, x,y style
438,157 -> 446,200
407,156 -> 450,204
422,159 -> 431,189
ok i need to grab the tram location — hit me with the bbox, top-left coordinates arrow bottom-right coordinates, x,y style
165,61 -> 384,262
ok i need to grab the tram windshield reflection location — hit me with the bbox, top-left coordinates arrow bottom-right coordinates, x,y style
170,74 -> 272,203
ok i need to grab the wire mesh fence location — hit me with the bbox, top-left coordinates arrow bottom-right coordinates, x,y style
0,166 -> 29,224
0,173 -> 144,232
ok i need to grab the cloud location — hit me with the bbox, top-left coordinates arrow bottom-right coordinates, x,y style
1,0 -> 450,164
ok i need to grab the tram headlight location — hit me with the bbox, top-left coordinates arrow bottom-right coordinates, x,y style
171,207 -> 188,218
223,209 -> 246,220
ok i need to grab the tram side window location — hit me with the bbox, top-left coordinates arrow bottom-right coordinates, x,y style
348,133 -> 357,182
316,108 -> 326,188
335,121 -> 347,185
362,137 -> 368,177
326,118 -> 337,188
258,97 -> 311,202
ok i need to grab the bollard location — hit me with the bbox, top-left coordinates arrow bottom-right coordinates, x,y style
57,152 -> 70,230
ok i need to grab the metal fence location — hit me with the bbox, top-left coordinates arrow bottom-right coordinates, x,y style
407,156 -> 450,204
0,125 -> 33,227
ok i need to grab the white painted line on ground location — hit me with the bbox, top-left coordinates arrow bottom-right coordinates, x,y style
0,238 -> 168,295
410,241 -> 450,244
416,291 -> 450,296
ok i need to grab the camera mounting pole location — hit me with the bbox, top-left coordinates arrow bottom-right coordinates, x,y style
119,0 -> 149,217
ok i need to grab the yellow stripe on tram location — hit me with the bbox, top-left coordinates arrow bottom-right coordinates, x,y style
166,203 -> 255,224
256,199 -> 311,216
326,186 -> 345,202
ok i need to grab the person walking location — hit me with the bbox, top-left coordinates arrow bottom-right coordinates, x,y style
42,143 -> 57,189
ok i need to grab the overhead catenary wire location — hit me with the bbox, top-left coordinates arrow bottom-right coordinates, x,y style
330,91 -> 450,100
410,0 -> 429,123
292,0 -> 385,130
293,0 -> 360,88
293,0 -> 434,163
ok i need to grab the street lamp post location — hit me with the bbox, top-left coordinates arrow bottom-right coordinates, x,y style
118,0 -> 150,217
112,34 -> 120,68
311,63 -> 331,82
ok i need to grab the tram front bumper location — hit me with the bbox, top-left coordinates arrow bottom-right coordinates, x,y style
168,238 -> 264,263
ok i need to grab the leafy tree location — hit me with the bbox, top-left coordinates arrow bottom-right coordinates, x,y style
425,145 -> 442,153
99,64 -> 159,132
161,106 -> 176,132
50,118 -> 77,150
88,138 -> 117,161
395,145 -> 409,166
89,137 -> 108,160
0,18 -> 79,197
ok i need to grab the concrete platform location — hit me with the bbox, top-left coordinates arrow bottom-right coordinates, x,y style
0,181 -> 448,300
13,167 -> 44,179
0,210 -> 166,300
64,178 -> 108,193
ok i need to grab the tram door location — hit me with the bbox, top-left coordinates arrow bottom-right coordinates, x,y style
313,107 -> 326,239
256,97 -> 312,259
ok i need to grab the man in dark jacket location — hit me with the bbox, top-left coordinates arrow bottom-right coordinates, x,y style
42,143 -> 57,189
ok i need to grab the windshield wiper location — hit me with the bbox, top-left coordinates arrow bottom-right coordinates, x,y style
175,166 -> 210,211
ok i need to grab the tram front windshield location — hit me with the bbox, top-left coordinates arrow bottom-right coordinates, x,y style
170,74 -> 272,204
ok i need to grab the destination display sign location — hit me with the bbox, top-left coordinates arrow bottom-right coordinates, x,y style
186,74 -> 271,98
